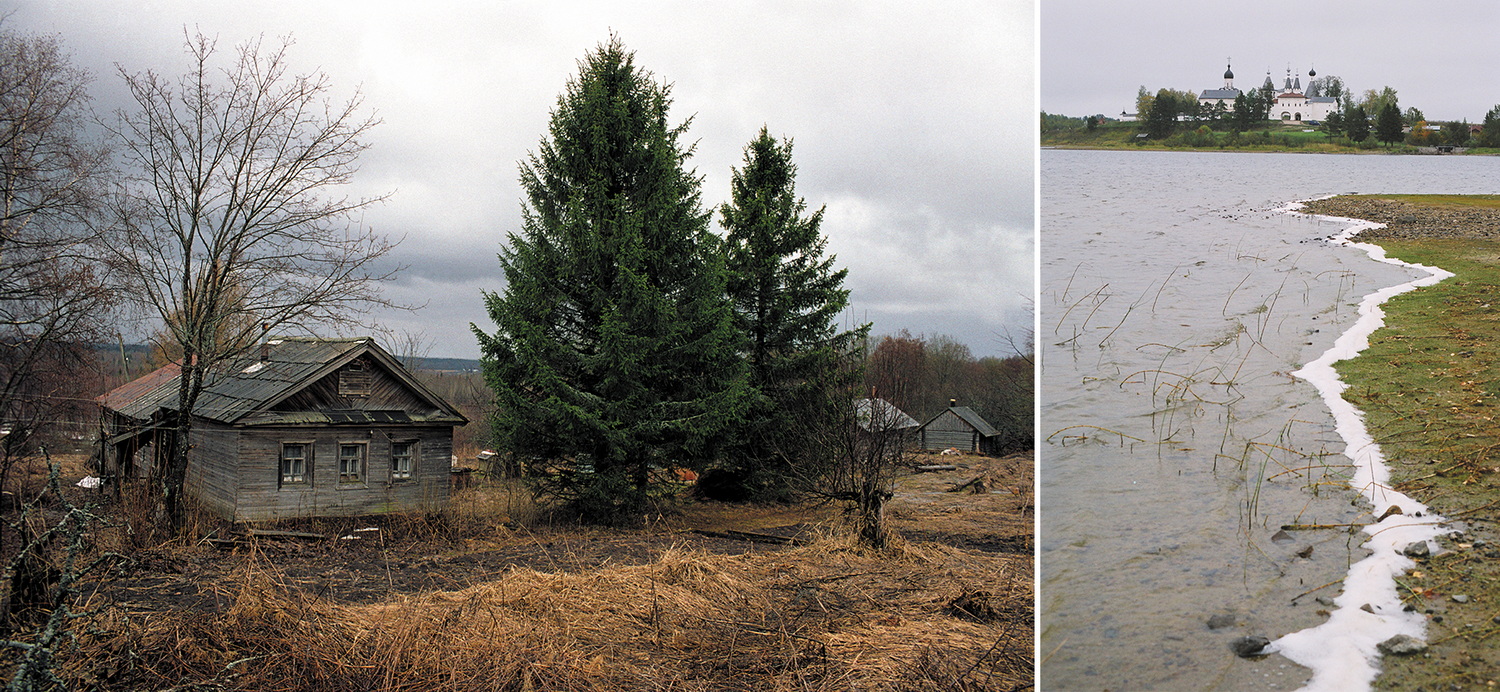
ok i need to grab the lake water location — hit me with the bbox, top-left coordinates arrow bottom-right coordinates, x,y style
1039,149 -> 1500,690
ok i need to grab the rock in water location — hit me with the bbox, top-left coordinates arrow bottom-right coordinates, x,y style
1376,634 -> 1428,656
1229,635 -> 1271,658
1206,613 -> 1236,630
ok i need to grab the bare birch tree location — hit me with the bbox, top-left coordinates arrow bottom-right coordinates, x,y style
104,32 -> 400,533
0,28 -> 115,504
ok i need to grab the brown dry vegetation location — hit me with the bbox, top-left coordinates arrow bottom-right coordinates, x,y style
7,451 -> 1032,691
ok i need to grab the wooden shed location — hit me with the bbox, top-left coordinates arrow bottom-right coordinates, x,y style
917,401 -> 1000,455
97,337 -> 468,522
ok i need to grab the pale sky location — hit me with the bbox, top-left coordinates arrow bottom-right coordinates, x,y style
6,0 -> 1036,360
1044,0 -> 1500,123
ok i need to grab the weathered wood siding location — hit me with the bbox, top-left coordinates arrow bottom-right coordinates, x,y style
185,421 -> 240,518
919,410 -> 981,452
272,357 -> 437,414
220,425 -> 452,522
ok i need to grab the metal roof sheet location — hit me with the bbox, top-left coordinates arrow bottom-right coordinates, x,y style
854,398 -> 920,431
97,337 -> 465,426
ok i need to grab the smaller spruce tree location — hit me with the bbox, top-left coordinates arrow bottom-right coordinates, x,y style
707,127 -> 866,502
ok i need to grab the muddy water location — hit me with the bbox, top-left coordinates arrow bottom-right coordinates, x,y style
1039,150 -> 1500,691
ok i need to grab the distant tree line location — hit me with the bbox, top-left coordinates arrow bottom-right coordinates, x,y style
865,330 -> 1032,455
1059,77 -> 1500,150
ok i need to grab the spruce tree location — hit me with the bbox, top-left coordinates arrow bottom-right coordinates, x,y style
706,127 -> 865,501
474,37 -> 748,523
1481,106 -> 1500,148
1346,105 -> 1371,143
1376,103 -> 1404,146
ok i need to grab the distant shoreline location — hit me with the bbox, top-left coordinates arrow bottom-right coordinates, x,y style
1042,144 -> 1489,155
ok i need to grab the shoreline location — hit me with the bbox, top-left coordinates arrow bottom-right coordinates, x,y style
1272,203 -> 1452,690
1042,143 -> 1493,156
1293,195 -> 1500,690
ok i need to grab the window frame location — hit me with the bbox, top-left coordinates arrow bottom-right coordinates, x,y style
279,441 -> 313,488
390,439 -> 417,482
337,441 -> 368,486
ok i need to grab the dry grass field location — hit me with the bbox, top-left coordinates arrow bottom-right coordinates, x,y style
10,450 -> 1032,691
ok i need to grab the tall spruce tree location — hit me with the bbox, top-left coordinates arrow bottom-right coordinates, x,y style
1375,103 -> 1404,146
474,37 -> 748,523
707,127 -> 866,501
1480,105 -> 1500,148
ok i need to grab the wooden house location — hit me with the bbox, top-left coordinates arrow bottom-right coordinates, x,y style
917,400 -> 1000,455
97,337 -> 468,522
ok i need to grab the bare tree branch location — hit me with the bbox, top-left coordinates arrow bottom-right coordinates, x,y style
101,30 -> 404,533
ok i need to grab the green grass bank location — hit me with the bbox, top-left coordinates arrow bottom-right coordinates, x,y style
1299,195 -> 1500,690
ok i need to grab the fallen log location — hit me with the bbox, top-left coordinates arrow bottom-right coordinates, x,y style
947,474 -> 993,493
915,464 -> 958,473
236,528 -> 329,541
689,529 -> 807,546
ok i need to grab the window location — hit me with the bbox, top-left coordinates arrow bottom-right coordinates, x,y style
339,443 -> 366,484
391,441 -> 415,481
281,443 -> 309,485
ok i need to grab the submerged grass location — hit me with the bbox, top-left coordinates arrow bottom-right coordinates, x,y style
1299,195 -> 1500,689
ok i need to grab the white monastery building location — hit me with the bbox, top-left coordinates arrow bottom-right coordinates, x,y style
1197,62 -> 1340,122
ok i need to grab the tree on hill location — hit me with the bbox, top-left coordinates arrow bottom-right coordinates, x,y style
1135,86 -> 1153,121
1308,75 -> 1346,103
1321,108 -> 1345,137
1444,120 -> 1470,147
474,37 -> 749,523
1144,88 -> 1177,138
709,127 -> 865,501
1345,104 -> 1370,143
105,33 -> 398,534
1359,87 -> 1399,122
1231,92 -> 1255,132
1480,106 -> 1500,148
1375,103 -> 1404,146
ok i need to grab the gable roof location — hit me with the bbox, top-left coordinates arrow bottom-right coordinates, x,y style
920,406 -> 999,438
98,337 -> 467,426
854,398 -> 920,432
1199,88 -> 1241,100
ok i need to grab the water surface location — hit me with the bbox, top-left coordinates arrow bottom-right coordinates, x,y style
1040,150 -> 1500,690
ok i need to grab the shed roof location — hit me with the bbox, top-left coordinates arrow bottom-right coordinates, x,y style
920,406 -> 1000,438
98,337 -> 466,426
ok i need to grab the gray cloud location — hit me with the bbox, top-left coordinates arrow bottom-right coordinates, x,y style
7,0 -> 1034,359
1045,0 -> 1500,122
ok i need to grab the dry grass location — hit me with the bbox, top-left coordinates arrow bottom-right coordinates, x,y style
4,451 -> 1031,690
71,537 -> 1029,691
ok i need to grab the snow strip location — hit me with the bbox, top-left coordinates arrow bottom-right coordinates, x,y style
1270,201 -> 1454,692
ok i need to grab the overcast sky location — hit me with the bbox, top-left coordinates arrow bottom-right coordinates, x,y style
1044,1 -> 1500,123
6,0 -> 1035,360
